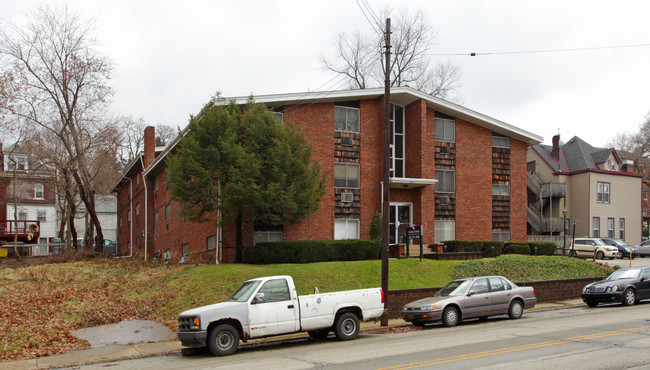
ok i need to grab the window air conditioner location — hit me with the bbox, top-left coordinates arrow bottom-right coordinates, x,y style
341,192 -> 354,203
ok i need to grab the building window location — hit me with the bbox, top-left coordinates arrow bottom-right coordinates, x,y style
154,212 -> 159,230
207,235 -> 216,250
334,219 -> 360,240
645,192 -> 648,201
334,163 -> 360,188
182,243 -> 189,256
592,217 -> 600,238
597,182 -> 610,203
272,111 -> 284,123
4,155 -> 28,171
165,204 -> 171,220
34,184 -> 44,199
18,212 -> 27,220
119,217 -> 122,227
254,231 -> 284,244
334,106 -> 360,133
390,103 -> 405,178
620,218 -> 625,240
37,210 -> 46,222
492,184 -> 510,196
607,218 -> 614,238
492,135 -> 510,148
492,231 -> 510,242
136,203 -> 140,216
435,169 -> 455,193
127,210 -> 131,221
435,118 -> 455,142
435,220 -> 455,242
136,175 -> 140,185
153,176 -> 159,192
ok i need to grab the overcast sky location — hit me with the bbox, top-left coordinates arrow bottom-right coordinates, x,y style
3,0 -> 649,147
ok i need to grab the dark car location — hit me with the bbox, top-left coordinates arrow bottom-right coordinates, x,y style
600,238 -> 640,259
581,266 -> 650,307
401,276 -> 536,327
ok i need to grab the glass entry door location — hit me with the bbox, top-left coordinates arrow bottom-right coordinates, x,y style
389,203 -> 412,244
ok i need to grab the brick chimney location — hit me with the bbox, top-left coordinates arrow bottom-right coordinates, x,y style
551,135 -> 560,162
144,126 -> 155,168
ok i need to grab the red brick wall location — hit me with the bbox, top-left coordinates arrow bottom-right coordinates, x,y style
360,98 -> 382,237
456,119 -> 492,240
510,139 -> 528,241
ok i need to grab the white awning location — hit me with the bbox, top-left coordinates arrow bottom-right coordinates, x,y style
389,177 -> 437,189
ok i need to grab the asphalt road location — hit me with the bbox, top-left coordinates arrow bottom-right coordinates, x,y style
81,301 -> 650,369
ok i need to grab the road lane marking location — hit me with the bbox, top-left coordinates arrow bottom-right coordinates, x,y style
378,326 -> 650,369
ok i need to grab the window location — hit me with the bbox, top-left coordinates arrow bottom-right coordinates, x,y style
435,220 -> 455,242
4,155 -> 28,171
257,279 -> 291,302
492,184 -> 510,196
136,175 -> 140,185
272,112 -> 284,123
592,217 -> 600,237
334,163 -> 360,188
165,204 -> 171,220
153,176 -> 159,191
254,231 -> 284,244
207,235 -> 216,250
154,212 -> 159,230
119,217 -> 123,227
136,203 -> 140,216
645,192 -> 648,201
488,277 -> 505,292
620,218 -> 625,240
471,278 -> 489,294
492,231 -> 510,242
435,169 -> 455,193
334,106 -> 360,133
607,218 -> 614,238
18,212 -> 27,220
182,243 -> 189,256
34,184 -> 44,199
390,103 -> 405,178
492,135 -> 510,148
435,118 -> 455,142
335,219 -> 360,240
37,211 -> 46,222
127,210 -> 131,221
597,182 -> 610,203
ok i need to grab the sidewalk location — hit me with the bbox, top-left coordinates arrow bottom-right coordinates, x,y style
2,300 -> 584,369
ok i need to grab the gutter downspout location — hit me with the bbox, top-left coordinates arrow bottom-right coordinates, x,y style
127,177 -> 133,258
217,180 -> 222,264
140,156 -> 148,261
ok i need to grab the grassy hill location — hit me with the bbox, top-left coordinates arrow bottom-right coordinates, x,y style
0,255 -> 611,361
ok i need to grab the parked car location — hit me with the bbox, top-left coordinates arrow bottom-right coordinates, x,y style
177,275 -> 384,356
600,238 -> 640,259
635,239 -> 650,257
581,266 -> 650,307
568,238 -> 620,259
401,276 -> 536,327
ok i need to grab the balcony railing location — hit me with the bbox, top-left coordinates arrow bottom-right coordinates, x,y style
540,182 -> 566,198
542,217 -> 564,233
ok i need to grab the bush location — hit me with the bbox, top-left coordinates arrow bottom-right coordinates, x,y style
505,242 -> 530,255
529,242 -> 556,255
243,239 -> 381,264
441,240 -> 504,257
369,212 -> 382,240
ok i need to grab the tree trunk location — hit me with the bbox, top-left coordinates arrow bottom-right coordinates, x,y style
235,210 -> 243,263
72,170 -> 104,250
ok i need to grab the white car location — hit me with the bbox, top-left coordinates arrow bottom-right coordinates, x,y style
569,238 -> 620,259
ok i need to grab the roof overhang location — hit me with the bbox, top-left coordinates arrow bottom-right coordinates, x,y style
389,177 -> 437,189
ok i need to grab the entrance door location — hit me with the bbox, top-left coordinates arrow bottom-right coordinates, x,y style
389,203 -> 412,244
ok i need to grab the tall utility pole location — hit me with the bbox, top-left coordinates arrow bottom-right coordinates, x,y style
381,18 -> 391,327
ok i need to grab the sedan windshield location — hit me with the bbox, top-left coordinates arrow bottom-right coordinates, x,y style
606,269 -> 641,280
435,280 -> 472,297
228,280 -> 261,302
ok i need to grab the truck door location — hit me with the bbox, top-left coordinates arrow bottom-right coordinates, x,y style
248,278 -> 299,337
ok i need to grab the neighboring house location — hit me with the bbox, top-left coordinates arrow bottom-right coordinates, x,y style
0,143 -> 56,255
72,194 -> 118,242
111,87 -> 542,264
643,183 -> 650,237
527,136 -> 643,247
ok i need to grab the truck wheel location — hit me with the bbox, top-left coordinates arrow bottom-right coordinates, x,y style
308,329 -> 330,339
334,313 -> 359,340
207,324 -> 239,356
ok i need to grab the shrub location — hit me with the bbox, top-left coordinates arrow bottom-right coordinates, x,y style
529,242 -> 556,255
243,239 -> 381,264
441,240 -> 504,257
369,212 -> 382,240
506,242 -> 530,255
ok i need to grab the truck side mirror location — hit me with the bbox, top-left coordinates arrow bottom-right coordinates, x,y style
252,292 -> 265,304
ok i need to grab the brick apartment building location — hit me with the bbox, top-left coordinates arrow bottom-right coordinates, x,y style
111,87 -> 542,263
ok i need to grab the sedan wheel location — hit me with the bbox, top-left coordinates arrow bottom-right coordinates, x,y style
442,306 -> 459,327
623,288 -> 636,306
508,300 -> 523,319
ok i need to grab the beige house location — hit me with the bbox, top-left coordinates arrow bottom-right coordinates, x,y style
527,136 -> 642,247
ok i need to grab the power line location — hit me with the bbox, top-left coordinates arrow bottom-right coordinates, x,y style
356,0 -> 382,35
426,43 -> 650,57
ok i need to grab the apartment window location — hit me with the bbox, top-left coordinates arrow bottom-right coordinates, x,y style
435,118 -> 455,142
607,218 -> 614,238
254,231 -> 284,244
492,231 -> 510,242
182,243 -> 189,256
335,219 -> 360,240
334,163 -> 360,188
37,210 -> 46,222
492,184 -> 510,196
334,106 -> 360,133
207,235 -> 216,250
119,217 -> 122,228
127,210 -> 131,221
435,220 -> 455,242
272,111 -> 284,123
153,176 -> 159,191
597,182 -> 610,203
435,169 -> 455,193
593,217 -> 600,238
5,155 -> 28,171
136,203 -> 140,216
154,212 -> 159,230
18,212 -> 27,220
390,103 -> 405,178
492,135 -> 510,148
645,192 -> 648,201
34,184 -> 44,199
620,218 -> 625,240
136,175 -> 140,185
165,204 -> 171,220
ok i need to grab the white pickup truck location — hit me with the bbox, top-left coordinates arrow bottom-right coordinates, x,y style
177,275 -> 385,356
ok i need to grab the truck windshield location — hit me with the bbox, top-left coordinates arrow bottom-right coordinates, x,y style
435,280 -> 471,297
228,281 -> 261,302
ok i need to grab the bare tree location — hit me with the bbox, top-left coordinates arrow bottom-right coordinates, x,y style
609,112 -> 650,186
154,124 -> 178,146
0,4 -> 114,250
117,118 -> 178,167
321,7 -> 461,100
